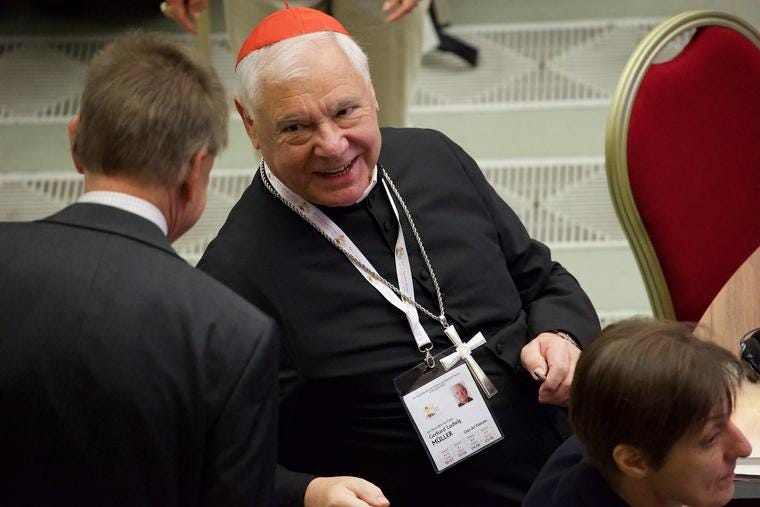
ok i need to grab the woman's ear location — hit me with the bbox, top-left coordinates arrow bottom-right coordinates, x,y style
612,443 -> 652,479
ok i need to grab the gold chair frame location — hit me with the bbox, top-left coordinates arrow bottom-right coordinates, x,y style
605,10 -> 760,320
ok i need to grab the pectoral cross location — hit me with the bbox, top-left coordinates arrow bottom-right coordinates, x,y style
440,326 -> 498,398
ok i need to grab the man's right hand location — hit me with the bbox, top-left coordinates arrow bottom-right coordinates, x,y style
305,476 -> 390,507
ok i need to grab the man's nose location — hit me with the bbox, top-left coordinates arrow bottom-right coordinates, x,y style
314,122 -> 348,158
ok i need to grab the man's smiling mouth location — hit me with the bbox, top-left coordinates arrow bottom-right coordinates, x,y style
315,156 -> 358,177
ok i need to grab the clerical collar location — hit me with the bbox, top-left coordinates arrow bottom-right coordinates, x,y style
78,191 -> 168,236
262,161 -> 378,205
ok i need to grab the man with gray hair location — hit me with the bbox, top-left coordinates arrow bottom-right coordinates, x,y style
0,31 -> 278,506
200,6 -> 600,506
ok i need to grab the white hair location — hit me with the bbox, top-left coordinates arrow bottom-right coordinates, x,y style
236,31 -> 371,117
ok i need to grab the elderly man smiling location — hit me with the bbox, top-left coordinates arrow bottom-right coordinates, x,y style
199,5 -> 600,507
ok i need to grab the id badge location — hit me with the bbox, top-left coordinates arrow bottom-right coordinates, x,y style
393,347 -> 503,473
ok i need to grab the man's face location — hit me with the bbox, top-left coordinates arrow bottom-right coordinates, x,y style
453,384 -> 469,404
245,38 -> 381,207
646,405 -> 752,507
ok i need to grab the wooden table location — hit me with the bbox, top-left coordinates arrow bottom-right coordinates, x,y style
695,245 -> 760,351
695,245 -> 760,495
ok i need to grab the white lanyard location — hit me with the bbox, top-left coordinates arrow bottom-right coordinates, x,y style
261,162 -> 499,396
263,163 -> 433,351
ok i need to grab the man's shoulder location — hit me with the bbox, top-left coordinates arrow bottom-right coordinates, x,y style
380,127 -> 444,145
36,211 -> 273,329
0,218 -> 53,236
378,127 -> 462,173
169,260 -> 273,325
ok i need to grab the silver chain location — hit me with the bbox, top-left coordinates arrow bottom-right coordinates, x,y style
259,161 -> 449,328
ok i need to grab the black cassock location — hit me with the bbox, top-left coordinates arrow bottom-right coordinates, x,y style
199,127 -> 601,506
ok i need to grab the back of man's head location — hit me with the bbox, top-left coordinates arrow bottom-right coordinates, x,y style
72,31 -> 228,187
570,318 -> 744,476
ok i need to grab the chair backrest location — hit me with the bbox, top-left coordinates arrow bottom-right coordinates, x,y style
606,10 -> 760,322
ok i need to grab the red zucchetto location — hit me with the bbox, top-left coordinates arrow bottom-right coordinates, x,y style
236,2 -> 350,67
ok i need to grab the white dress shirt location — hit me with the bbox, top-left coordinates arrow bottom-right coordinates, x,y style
78,191 -> 168,236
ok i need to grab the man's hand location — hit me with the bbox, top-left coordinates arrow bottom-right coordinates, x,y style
305,476 -> 390,507
161,0 -> 208,34
382,0 -> 420,22
520,332 -> 581,406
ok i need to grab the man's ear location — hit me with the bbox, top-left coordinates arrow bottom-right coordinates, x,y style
369,83 -> 379,113
68,115 -> 85,174
234,97 -> 260,149
612,444 -> 652,480
182,146 -> 212,203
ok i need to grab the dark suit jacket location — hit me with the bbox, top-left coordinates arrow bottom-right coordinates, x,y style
199,128 -> 601,506
523,436 -> 629,506
0,203 -> 279,507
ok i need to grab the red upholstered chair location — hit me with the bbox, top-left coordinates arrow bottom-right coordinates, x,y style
606,10 -> 760,321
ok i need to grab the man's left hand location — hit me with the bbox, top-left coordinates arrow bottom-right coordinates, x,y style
520,332 -> 581,407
